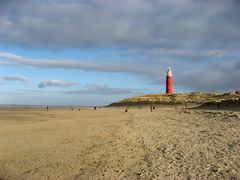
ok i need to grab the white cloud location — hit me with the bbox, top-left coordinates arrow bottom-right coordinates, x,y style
0,52 -> 240,91
0,52 -> 159,76
38,80 -> 79,88
0,75 -> 29,81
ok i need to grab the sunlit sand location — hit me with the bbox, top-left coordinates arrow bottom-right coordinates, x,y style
0,107 -> 239,179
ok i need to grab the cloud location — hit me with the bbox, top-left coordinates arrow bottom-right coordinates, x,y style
0,0 -> 239,106
124,48 -> 226,61
168,60 -> 240,92
64,84 -> 133,95
1,52 -> 240,92
38,80 -> 79,88
0,52 -> 159,77
0,0 -> 239,49
172,50 -> 225,59
0,75 -> 29,81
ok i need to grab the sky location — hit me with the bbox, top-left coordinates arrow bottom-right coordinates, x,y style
0,0 -> 239,106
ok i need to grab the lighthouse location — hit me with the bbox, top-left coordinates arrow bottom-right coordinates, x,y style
166,67 -> 173,94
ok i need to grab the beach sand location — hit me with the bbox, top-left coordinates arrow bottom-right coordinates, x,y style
0,107 -> 239,179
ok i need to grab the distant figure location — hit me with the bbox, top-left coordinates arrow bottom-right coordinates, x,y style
125,109 -> 128,112
150,106 -> 153,112
94,106 -> 97,111
78,108 -> 80,111
217,103 -> 220,109
71,107 -> 73,111
46,106 -> 49,111
153,106 -> 155,110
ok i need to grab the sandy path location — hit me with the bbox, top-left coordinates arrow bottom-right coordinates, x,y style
0,107 -> 239,179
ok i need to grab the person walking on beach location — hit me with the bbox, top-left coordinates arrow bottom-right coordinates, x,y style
150,106 -> 153,112
46,106 -> 49,111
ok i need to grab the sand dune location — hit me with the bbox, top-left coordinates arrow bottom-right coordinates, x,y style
0,107 -> 240,179
109,92 -> 240,108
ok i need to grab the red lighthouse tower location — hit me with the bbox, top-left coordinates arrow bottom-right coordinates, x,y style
166,67 -> 173,94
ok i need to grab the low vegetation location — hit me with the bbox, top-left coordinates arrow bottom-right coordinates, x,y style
109,92 -> 240,107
